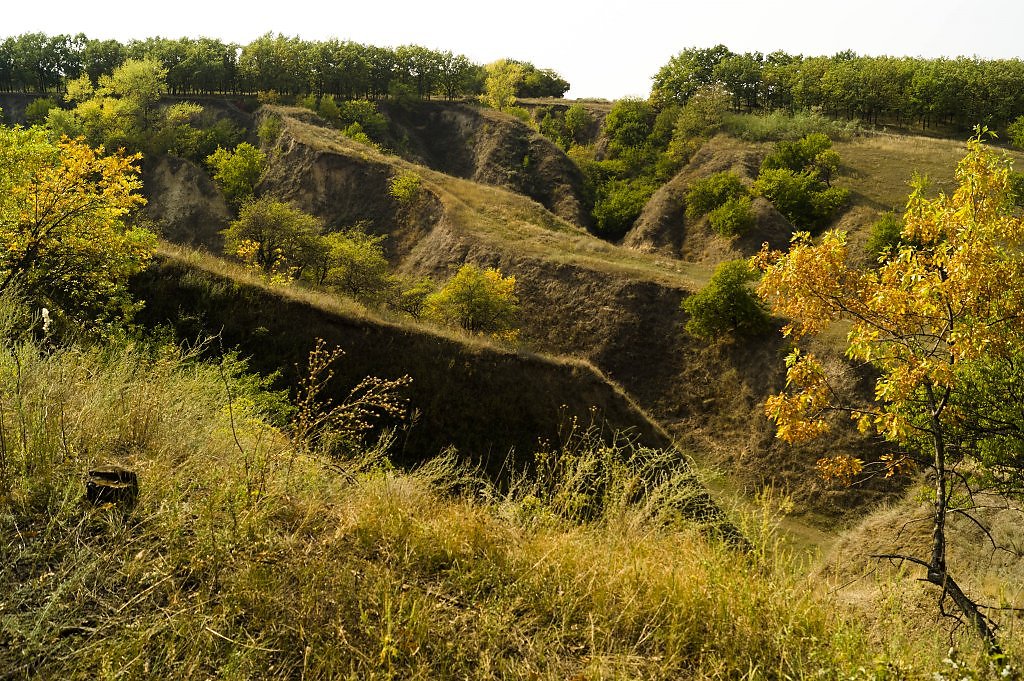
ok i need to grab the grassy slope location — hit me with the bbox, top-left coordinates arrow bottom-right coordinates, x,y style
0,321 -> 965,679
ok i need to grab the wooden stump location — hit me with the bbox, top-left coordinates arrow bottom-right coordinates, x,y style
85,467 -> 139,509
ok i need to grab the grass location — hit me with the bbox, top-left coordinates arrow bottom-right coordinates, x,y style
0,289 -> 975,680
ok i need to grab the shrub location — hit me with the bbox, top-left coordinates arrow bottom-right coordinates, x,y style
683,259 -> 770,338
23,97 -> 58,125
685,171 -> 747,219
257,115 -> 283,146
425,263 -> 518,336
722,109 -> 862,142
206,142 -> 267,209
708,194 -> 755,236
752,167 -> 847,229
1009,115 -> 1024,149
1009,171 -> 1024,207
318,227 -> 392,301
592,177 -> 658,239
866,211 -> 904,258
760,132 -> 833,174
387,171 -> 423,205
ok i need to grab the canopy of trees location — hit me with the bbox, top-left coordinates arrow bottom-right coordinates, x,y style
653,45 -> 1024,130
0,33 -> 569,104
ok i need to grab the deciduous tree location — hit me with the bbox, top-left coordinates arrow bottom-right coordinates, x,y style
755,134 -> 1024,652
0,127 -> 154,332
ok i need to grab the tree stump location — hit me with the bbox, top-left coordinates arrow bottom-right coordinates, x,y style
85,467 -> 139,509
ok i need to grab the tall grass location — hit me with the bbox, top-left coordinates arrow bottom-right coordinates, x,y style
722,110 -> 864,143
0,291 -> 952,679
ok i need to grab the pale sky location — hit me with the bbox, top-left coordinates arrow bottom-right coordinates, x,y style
5,0 -> 1022,99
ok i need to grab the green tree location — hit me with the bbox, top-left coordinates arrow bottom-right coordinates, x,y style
318,226 -> 392,300
479,59 -> 524,110
603,98 -> 655,152
755,135 -> 1024,652
425,264 -> 518,336
206,142 -> 268,209
683,259 -> 769,338
0,127 -> 155,332
222,196 -> 322,279
563,103 -> 594,146
752,167 -> 847,229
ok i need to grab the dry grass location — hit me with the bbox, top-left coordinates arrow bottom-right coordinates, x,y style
0,297 -> 920,680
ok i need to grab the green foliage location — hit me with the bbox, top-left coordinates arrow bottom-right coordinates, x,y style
683,259 -> 769,338
257,115 -> 283,146
604,97 -> 655,153
685,171 -> 747,219
23,97 -> 58,125
387,275 -> 436,318
758,132 -> 843,187
0,127 -> 155,334
671,84 -> 731,140
1007,115 -> 1024,149
752,167 -> 848,229
425,263 -> 518,336
1010,172 -> 1024,207
592,177 -> 658,239
722,109 -> 862,142
335,99 -> 387,140
206,143 -> 268,209
708,194 -> 756,236
479,59 -> 524,110
222,196 -> 323,279
387,171 -> 423,206
514,62 -> 570,98
866,211 -> 905,257
563,104 -> 593,146
318,226 -> 392,300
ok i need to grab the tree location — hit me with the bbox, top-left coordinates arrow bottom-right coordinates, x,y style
683,259 -> 769,338
317,226 -> 392,300
425,264 -> 518,336
754,134 -> 1024,652
206,142 -> 267,208
479,59 -> 524,110
603,98 -> 655,153
222,196 -> 322,279
0,127 -> 155,332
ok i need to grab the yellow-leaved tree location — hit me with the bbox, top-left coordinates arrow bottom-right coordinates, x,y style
0,127 -> 156,333
755,132 -> 1024,654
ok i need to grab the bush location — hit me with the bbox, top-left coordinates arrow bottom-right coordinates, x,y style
866,211 -> 904,258
752,167 -> 847,229
425,263 -> 518,336
318,227 -> 392,301
683,259 -> 770,338
722,109 -> 862,142
708,195 -> 755,236
685,171 -> 747,219
1009,172 -> 1024,207
206,142 -> 268,209
592,177 -> 658,239
604,97 -> 655,153
23,97 -> 58,125
387,171 -> 423,205
760,132 -> 833,174
1009,115 -> 1024,150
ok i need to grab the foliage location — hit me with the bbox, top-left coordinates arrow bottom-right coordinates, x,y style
761,132 -> 832,173
424,263 -> 518,336
591,177 -> 658,239
513,61 -> 570,98
563,103 -> 593,145
683,259 -> 769,339
23,97 -> 57,124
0,126 -> 154,333
721,109 -> 862,142
387,170 -> 423,206
257,114 -> 283,146
479,59 -> 524,111
708,194 -> 756,236
685,171 -> 747,219
317,226 -> 392,301
386,275 -> 435,318
206,142 -> 267,209
754,135 -> 1024,649
752,167 -> 847,229
671,84 -> 731,140
222,196 -> 322,280
865,210 -> 904,258
603,98 -> 655,153
1008,115 -> 1024,149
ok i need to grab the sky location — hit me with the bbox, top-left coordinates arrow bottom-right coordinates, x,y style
5,0 -> 1024,99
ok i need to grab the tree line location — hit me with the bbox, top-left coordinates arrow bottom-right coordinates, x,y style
653,45 -> 1024,130
0,32 -> 569,101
